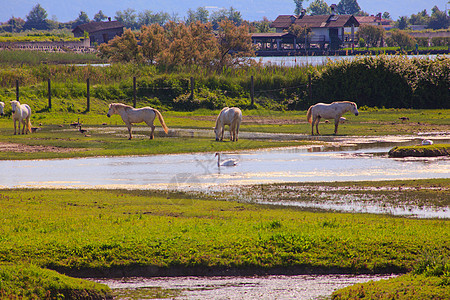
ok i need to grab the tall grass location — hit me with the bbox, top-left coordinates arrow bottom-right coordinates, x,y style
0,189 -> 448,274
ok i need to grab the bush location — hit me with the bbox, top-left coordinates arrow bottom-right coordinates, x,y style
312,55 -> 450,108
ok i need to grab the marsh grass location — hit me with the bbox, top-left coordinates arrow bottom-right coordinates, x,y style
0,263 -> 110,299
0,189 -> 448,276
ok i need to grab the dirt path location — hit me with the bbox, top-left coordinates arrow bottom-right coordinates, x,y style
0,142 -> 80,153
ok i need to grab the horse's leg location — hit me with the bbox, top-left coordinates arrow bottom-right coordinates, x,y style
126,124 -> 133,140
334,118 -> 339,135
235,123 -> 240,141
314,117 -> 321,135
230,124 -> 235,141
220,127 -> 224,141
13,119 -> 17,135
150,125 -> 155,139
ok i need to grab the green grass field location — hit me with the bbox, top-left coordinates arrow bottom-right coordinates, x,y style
0,182 -> 449,298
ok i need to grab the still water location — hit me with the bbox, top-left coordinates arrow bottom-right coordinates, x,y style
0,145 -> 448,189
254,54 -> 449,66
93,274 -> 396,300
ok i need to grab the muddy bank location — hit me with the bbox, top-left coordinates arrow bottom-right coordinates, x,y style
389,145 -> 450,158
51,264 -> 407,279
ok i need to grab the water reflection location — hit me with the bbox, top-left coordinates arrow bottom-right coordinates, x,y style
94,274 -> 397,300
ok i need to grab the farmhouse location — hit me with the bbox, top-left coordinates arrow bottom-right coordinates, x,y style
268,6 -> 359,50
72,20 -> 124,46
356,13 -> 393,30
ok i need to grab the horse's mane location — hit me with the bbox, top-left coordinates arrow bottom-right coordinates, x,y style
332,101 -> 355,105
215,107 -> 229,128
111,103 -> 133,111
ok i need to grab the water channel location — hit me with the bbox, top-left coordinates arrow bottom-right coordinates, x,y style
1,136 -> 448,190
92,274 -> 397,300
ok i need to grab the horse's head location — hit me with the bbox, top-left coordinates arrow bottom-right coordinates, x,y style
352,102 -> 359,116
214,126 -> 220,141
0,101 -> 4,115
106,104 -> 115,117
10,100 -> 19,114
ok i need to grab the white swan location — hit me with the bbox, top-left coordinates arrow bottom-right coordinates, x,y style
215,152 -> 238,167
422,139 -> 433,145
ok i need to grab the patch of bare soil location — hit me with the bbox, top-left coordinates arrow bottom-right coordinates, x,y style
177,115 -> 306,125
0,142 -> 82,153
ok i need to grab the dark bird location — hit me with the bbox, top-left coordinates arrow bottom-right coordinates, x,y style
399,117 -> 409,122
31,127 -> 40,133
77,125 -> 87,134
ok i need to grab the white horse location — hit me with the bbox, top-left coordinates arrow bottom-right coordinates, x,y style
214,107 -> 242,142
306,101 -> 359,135
11,100 -> 32,135
107,103 -> 169,140
0,101 -> 4,116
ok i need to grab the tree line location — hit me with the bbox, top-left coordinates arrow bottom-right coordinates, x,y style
1,1 -> 449,34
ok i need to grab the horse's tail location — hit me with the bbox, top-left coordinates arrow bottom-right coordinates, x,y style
26,105 -> 32,133
306,106 -> 313,124
27,118 -> 32,133
153,109 -> 169,134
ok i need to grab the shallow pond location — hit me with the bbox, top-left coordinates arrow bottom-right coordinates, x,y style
1,144 -> 448,189
93,274 -> 397,300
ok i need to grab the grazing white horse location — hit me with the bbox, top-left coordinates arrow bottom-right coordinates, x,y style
306,101 -> 359,135
11,100 -> 32,135
0,101 -> 4,116
107,103 -> 169,140
214,107 -> 242,142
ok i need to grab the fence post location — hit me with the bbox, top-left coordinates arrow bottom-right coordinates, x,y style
133,76 -> 137,108
48,79 -> 51,109
16,80 -> 19,101
250,75 -> 254,107
190,77 -> 194,100
308,74 -> 312,103
86,78 -> 90,112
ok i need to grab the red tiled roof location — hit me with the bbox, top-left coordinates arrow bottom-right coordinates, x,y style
271,14 -> 359,29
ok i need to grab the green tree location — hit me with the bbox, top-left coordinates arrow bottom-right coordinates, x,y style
336,0 -> 361,15
186,7 -> 209,25
6,17 -> 25,32
115,8 -> 138,29
382,12 -> 391,20
210,7 -> 243,29
73,11 -> 90,28
428,6 -> 449,29
137,10 -> 170,26
389,30 -> 416,49
396,16 -> 409,29
308,0 -> 331,15
409,9 -> 429,25
289,24 -> 311,46
293,0 -> 306,15
357,24 -> 385,47
93,10 -> 108,22
252,17 -> 271,33
24,4 -> 49,30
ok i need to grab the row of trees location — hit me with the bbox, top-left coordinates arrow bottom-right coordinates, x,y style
2,1 -> 449,34
0,4 -> 244,33
397,6 -> 450,30
97,20 -> 254,71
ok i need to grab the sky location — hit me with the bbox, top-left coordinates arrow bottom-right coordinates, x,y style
1,0 -> 449,23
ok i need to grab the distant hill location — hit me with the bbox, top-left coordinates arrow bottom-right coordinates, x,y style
3,0 -> 449,23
